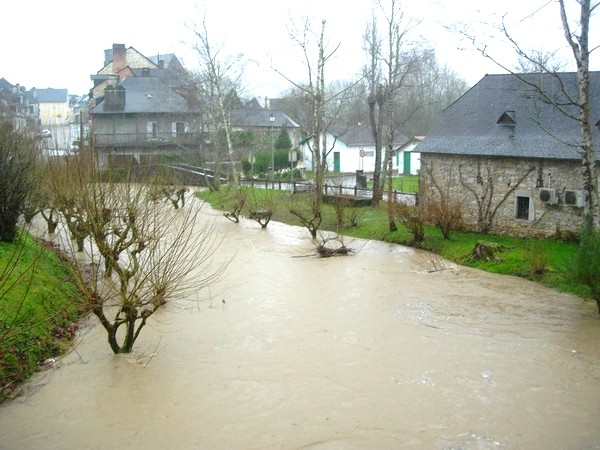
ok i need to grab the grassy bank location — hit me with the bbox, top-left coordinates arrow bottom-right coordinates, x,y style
0,233 -> 84,402
197,186 -> 590,302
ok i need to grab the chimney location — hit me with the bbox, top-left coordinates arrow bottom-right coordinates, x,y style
265,96 -> 270,109
104,49 -> 113,67
112,43 -> 127,74
158,59 -> 164,69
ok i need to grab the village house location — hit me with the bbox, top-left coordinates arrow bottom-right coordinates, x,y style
417,72 -> 600,237
0,78 -> 39,132
36,88 -> 69,128
89,43 -> 202,165
299,124 -> 419,175
89,43 -> 297,168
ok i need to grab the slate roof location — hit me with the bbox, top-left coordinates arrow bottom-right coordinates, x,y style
331,125 -> 409,148
148,54 -> 174,67
35,88 -> 68,103
417,72 -> 600,161
230,108 -> 299,129
130,68 -> 187,88
91,77 -> 193,114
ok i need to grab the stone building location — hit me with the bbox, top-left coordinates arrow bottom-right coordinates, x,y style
417,72 -> 600,237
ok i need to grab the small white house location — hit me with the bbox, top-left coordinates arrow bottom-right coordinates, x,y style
395,136 -> 423,175
299,125 -> 420,175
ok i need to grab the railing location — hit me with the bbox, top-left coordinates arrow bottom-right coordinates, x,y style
239,178 -> 417,205
93,132 -> 204,148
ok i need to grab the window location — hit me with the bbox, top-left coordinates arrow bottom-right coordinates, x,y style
516,196 -> 530,220
147,121 -> 158,139
174,122 -> 185,136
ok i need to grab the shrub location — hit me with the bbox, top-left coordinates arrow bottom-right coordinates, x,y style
569,227 -> 600,313
0,122 -> 38,242
393,202 -> 425,244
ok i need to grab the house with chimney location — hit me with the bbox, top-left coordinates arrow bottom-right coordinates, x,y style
89,43 -> 202,165
89,43 -> 300,168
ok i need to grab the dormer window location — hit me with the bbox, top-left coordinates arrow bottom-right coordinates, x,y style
142,67 -> 150,77
497,110 -> 516,126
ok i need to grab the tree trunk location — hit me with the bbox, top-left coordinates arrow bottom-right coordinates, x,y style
559,0 -> 598,228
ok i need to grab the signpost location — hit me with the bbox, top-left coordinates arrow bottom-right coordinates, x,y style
249,154 -> 256,179
359,148 -> 365,170
288,150 -> 297,183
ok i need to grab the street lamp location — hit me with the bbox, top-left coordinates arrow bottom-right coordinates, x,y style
269,112 -> 275,181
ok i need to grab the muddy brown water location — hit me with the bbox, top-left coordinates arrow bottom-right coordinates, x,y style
1,199 -> 599,449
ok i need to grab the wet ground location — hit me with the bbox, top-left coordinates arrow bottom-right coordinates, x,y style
0,198 -> 599,449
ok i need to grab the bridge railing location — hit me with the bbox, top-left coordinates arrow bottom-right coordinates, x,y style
239,178 -> 417,205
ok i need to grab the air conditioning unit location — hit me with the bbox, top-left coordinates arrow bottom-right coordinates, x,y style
564,189 -> 584,207
539,188 -> 558,204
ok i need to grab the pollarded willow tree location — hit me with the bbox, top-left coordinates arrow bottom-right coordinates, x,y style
49,157 -> 226,354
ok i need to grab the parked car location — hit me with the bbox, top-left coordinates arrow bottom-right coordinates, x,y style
41,129 -> 52,138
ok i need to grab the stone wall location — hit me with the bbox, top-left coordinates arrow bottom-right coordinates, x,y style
420,153 -> 590,237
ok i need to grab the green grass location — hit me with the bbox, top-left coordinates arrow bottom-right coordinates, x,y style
367,175 -> 420,193
0,233 -> 84,402
198,186 -> 590,302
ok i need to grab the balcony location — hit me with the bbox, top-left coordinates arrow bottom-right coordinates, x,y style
92,131 -> 206,150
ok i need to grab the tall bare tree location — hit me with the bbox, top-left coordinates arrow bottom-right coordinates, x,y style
364,0 -> 420,229
364,14 -> 385,206
275,18 -> 344,237
558,0 -> 598,228
190,14 -> 244,188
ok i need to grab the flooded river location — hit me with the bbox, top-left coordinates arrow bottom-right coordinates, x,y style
1,198 -> 599,449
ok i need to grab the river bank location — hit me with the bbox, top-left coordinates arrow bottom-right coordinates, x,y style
1,198 -> 599,449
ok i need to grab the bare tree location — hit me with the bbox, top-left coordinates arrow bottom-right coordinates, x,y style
190,13 -> 245,188
364,14 -> 385,206
394,51 -> 468,136
421,163 -> 463,239
363,0 -> 421,226
51,158 -> 226,354
458,162 -> 535,234
558,0 -> 599,229
275,18 -> 344,237
514,49 -> 566,73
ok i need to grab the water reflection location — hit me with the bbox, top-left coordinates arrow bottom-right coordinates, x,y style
1,199 -> 599,449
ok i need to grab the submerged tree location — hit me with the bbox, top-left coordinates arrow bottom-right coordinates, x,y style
53,158 -> 226,354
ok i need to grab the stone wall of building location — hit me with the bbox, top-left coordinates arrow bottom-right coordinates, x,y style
420,153 -> 590,238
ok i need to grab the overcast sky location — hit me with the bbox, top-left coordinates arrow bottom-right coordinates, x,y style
2,0 -> 598,97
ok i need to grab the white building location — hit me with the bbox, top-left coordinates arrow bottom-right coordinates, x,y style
299,125 -> 421,175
